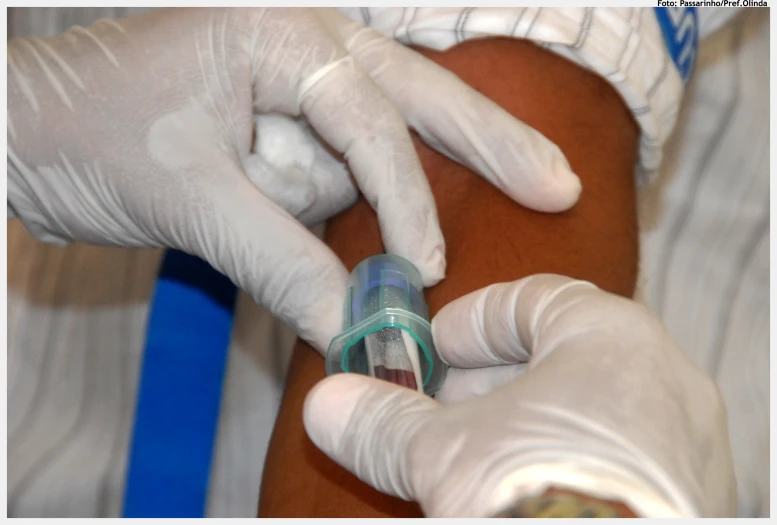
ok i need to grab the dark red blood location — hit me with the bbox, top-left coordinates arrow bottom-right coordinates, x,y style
372,365 -> 418,391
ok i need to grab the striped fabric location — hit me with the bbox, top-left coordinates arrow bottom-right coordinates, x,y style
340,7 -> 684,185
6,7 -> 768,518
636,9 -> 769,517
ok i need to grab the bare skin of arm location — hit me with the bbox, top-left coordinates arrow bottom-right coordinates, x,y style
258,38 -> 640,518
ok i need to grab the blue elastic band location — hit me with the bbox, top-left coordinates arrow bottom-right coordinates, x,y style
654,7 -> 699,84
123,250 -> 238,518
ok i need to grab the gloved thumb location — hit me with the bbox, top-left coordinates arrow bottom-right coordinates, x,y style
431,275 -> 601,401
303,373 -> 438,501
432,274 -> 598,369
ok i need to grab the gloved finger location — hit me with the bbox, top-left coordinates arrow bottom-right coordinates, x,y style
185,163 -> 349,354
304,373 -> 438,501
431,274 -> 596,368
247,11 -> 444,285
435,363 -> 528,405
297,54 -> 446,287
318,9 -> 582,213
245,113 -> 358,225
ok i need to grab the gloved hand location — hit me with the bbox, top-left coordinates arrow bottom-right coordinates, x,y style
304,275 -> 737,517
248,8 -> 583,226
7,7 -> 580,352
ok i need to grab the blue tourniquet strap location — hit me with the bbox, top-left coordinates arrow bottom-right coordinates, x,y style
122,249 -> 238,517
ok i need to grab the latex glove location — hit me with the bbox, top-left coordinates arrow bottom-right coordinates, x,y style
248,8 -> 581,226
304,275 -> 737,517
7,8 -> 580,353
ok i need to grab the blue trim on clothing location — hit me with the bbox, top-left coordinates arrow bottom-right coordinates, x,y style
654,7 -> 699,83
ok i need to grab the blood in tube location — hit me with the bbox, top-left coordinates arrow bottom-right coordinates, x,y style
364,325 -> 423,393
372,365 -> 419,391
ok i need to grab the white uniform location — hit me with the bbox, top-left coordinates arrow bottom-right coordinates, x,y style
6,7 -> 768,518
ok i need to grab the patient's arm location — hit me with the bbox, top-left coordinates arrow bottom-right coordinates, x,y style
258,38 -> 640,518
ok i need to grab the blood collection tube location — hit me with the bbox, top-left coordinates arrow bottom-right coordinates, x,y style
326,254 -> 447,396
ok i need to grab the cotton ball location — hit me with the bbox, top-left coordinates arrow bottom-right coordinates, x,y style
254,113 -> 316,174
245,114 -> 318,217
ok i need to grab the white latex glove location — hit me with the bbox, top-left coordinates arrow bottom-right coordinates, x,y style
8,8 -> 581,353
248,9 -> 582,226
304,275 -> 737,517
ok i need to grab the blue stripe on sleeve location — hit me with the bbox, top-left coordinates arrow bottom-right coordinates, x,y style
654,7 -> 699,83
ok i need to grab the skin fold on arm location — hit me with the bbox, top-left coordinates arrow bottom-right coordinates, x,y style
257,38 -> 640,518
